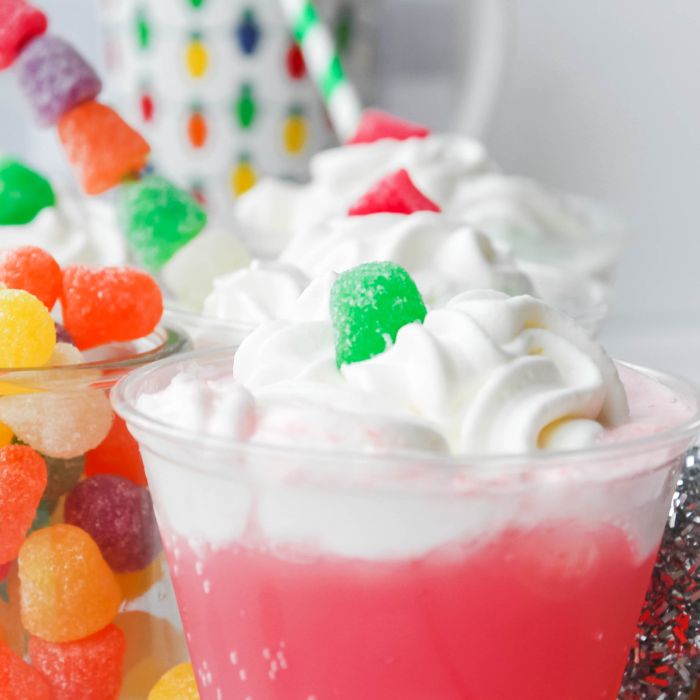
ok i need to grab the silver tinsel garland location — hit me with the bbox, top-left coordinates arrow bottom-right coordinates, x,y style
619,447 -> 700,699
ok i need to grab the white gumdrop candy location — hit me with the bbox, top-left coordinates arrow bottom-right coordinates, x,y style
0,389 -> 113,458
162,227 -> 251,309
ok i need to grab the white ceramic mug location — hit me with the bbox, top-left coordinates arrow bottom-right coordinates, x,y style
98,0 -> 507,216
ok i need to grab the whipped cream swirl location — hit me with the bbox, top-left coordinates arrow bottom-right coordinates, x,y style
186,290 -> 629,455
233,134 -> 623,277
0,187 -> 126,266
233,134 -> 491,256
280,212 -> 532,306
203,214 -> 533,324
203,261 -> 336,326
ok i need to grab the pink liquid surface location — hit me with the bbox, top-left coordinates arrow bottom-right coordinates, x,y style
167,522 -> 655,700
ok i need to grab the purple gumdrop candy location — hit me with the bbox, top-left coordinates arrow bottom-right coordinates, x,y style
54,321 -> 74,344
64,475 -> 161,573
16,35 -> 101,126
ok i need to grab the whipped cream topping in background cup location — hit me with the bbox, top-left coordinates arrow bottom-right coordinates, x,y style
0,325 -> 190,699
235,133 -> 629,281
114,344 -> 700,700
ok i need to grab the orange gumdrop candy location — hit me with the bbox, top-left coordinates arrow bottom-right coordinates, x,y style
58,101 -> 150,195
18,524 -> 122,643
29,623 -> 126,700
0,444 -> 47,565
0,641 -> 52,699
85,416 -> 147,486
0,246 -> 62,310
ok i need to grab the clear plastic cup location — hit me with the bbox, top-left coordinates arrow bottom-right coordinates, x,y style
476,194 -> 629,284
0,326 -> 190,700
114,348 -> 700,700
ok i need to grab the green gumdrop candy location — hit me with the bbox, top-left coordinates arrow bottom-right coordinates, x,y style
0,159 -> 56,225
330,261 -> 427,367
118,175 -> 207,271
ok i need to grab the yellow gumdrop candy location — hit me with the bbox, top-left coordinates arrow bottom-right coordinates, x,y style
116,555 -> 165,602
0,289 -> 55,368
0,421 -> 12,446
149,662 -> 200,700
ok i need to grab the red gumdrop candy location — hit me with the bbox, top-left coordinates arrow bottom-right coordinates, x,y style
61,265 -> 163,350
0,640 -> 52,699
0,0 -> 47,70
85,415 -> 147,486
348,168 -> 441,216
346,108 -> 430,145
58,101 -> 150,195
0,246 -> 62,310
29,624 -> 126,700
0,444 -> 47,564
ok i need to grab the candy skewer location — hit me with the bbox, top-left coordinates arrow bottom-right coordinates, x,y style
1,0 -> 207,271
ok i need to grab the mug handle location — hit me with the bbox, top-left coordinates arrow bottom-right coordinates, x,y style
451,0 -> 510,137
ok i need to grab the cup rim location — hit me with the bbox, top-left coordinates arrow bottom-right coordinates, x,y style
163,304 -> 256,336
113,346 -> 700,483
0,325 -> 190,388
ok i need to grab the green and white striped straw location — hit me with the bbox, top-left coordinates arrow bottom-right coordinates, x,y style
279,0 -> 363,141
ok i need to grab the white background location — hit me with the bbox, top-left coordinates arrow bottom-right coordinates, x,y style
2,0 -> 699,320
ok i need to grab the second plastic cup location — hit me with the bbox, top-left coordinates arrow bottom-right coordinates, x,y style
114,349 -> 700,700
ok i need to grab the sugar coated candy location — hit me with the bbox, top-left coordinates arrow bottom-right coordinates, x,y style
29,498 -> 54,534
48,341 -> 82,367
85,415 -> 146,486
115,610 -> 189,699
62,265 -> 163,349
162,227 -> 251,309
54,322 -> 74,345
58,100 -> 150,195
0,640 -> 52,700
346,108 -> 430,145
0,445 -> 47,563
348,168 -> 440,216
0,0 -> 47,70
118,176 -> 207,271
0,246 -> 61,310
331,261 -> 427,366
42,454 -> 84,502
148,662 -> 200,700
0,389 -> 113,458
0,288 -> 55,368
0,422 -> 12,447
29,623 -> 126,700
116,555 -> 164,601
18,524 -> 122,642
65,475 -> 161,572
16,34 -> 101,126
0,158 -> 55,225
